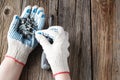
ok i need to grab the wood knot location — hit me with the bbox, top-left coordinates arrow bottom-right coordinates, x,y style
4,6 -> 11,15
4,8 -> 10,15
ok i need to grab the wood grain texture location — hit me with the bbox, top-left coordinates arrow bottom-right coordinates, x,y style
91,0 -> 120,80
0,0 -> 22,61
112,1 -> 120,80
49,0 -> 59,25
58,0 -> 91,80
1,0 -> 120,80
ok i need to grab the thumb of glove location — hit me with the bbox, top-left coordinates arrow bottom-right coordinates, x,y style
35,31 -> 51,50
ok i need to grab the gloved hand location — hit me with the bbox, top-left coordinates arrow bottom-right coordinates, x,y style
35,26 -> 70,76
6,5 -> 45,65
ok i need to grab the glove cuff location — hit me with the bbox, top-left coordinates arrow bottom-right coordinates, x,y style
48,55 -> 70,75
5,55 -> 25,66
6,38 -> 33,64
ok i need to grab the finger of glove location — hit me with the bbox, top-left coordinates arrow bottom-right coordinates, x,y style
66,49 -> 70,57
30,5 -> 38,19
48,26 -> 68,45
64,32 -> 70,50
35,31 -> 51,49
64,49 -> 70,58
62,37 -> 70,47
21,6 -> 31,18
48,26 -> 65,34
61,32 -> 70,57
37,12 -> 45,30
35,7 -> 45,30
62,38 -> 70,48
35,7 -> 44,21
65,31 -> 69,41
37,29 -> 59,41
54,31 -> 66,44
9,15 -> 20,32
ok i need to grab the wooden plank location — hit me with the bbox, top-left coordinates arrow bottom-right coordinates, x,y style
0,0 -> 22,61
58,0 -> 91,80
91,0 -> 118,80
112,0 -> 120,80
49,0 -> 59,25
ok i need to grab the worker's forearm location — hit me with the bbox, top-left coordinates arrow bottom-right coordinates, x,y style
55,74 -> 71,80
0,57 -> 23,80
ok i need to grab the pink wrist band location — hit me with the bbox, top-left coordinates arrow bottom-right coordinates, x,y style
5,55 -> 25,66
53,71 -> 70,77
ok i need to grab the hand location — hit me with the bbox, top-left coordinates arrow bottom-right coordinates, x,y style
6,5 -> 45,65
35,26 -> 70,76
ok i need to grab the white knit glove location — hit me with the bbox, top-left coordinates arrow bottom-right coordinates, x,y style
6,6 -> 45,65
35,26 -> 70,76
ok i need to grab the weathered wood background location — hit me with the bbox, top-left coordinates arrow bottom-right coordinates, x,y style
0,0 -> 120,80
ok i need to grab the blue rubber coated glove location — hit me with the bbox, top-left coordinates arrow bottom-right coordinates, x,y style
6,5 -> 45,65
